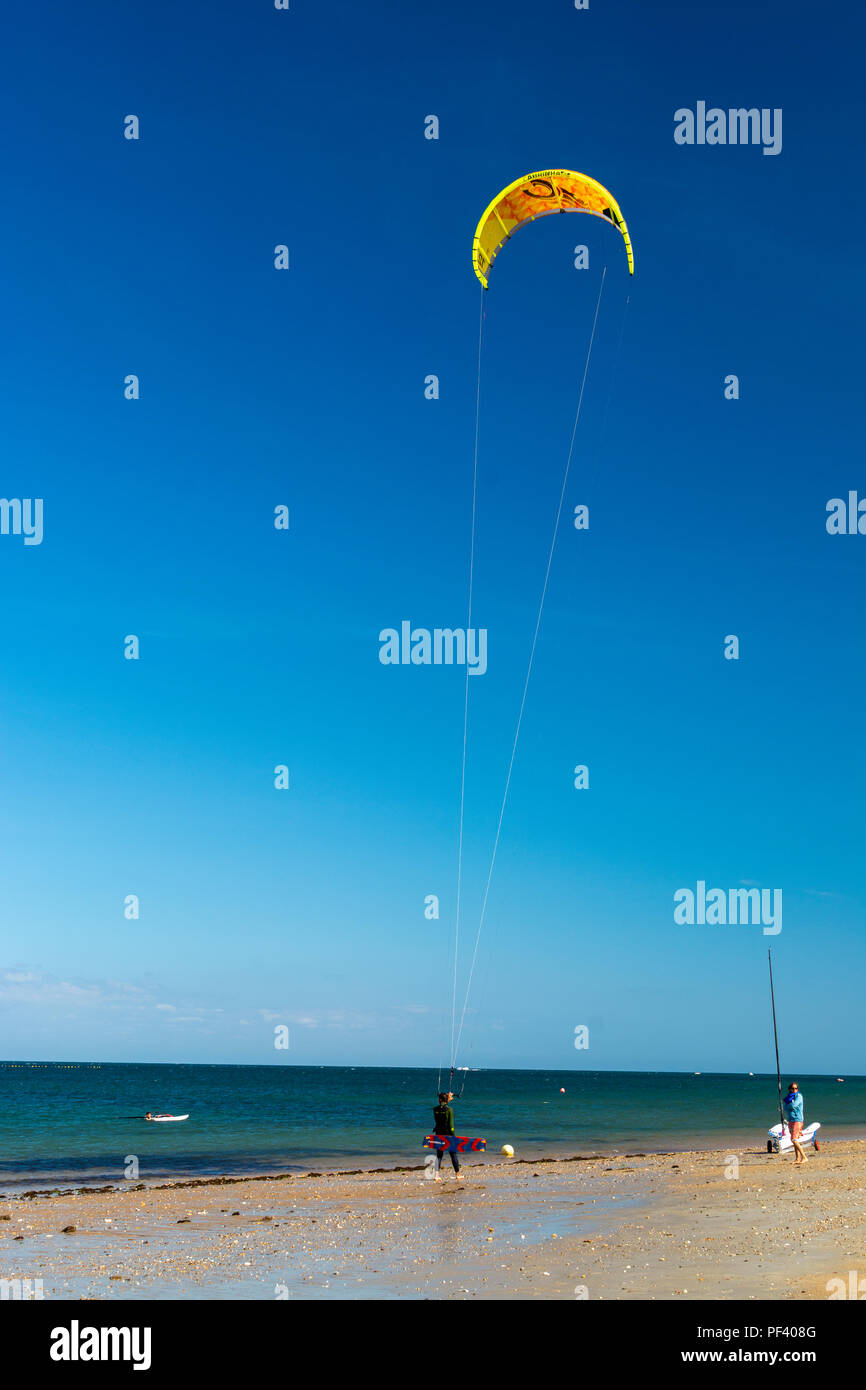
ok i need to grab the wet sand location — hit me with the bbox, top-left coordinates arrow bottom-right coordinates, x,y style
1,1140 -> 863,1300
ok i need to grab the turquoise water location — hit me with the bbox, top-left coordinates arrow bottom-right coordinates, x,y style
1,1062 -> 864,1193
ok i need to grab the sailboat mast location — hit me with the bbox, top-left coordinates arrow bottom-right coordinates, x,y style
768,949 -> 784,1128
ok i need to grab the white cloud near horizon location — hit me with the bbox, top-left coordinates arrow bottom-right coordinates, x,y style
0,969 -> 434,1042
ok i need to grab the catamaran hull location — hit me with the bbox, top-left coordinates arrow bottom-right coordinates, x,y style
767,1121 -> 821,1154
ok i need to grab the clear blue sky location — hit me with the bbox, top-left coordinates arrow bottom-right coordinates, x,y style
1,0 -> 863,1073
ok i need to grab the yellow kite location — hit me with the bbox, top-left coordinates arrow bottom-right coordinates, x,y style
472,169 -> 634,287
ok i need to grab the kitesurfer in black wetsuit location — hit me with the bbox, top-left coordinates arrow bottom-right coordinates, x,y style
433,1091 -> 460,1179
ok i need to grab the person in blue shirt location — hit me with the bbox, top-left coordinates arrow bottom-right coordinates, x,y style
782,1082 -> 806,1165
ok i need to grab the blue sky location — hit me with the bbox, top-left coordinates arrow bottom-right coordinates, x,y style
1,0 -> 863,1073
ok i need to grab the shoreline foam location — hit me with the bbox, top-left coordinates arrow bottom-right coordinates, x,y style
5,1129 -> 866,1199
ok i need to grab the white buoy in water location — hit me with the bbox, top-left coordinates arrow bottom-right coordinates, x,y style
501,1144 -> 514,1157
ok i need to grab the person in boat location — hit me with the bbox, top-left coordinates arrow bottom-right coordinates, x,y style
432,1091 -> 461,1180
144,1112 -> 153,1121
782,1082 -> 807,1165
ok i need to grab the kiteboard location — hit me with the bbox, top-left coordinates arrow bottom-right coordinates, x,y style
423,1135 -> 486,1153
767,1121 -> 820,1154
149,1114 -> 189,1123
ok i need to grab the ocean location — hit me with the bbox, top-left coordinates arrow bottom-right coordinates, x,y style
1,1062 -> 864,1194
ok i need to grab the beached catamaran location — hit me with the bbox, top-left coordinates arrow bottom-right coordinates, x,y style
766,949 -> 821,1155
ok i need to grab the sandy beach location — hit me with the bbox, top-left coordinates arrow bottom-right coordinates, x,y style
2,1140 -> 863,1301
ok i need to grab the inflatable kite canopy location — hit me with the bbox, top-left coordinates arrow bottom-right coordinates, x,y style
472,169 -> 634,287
